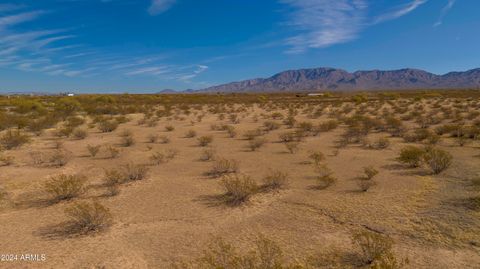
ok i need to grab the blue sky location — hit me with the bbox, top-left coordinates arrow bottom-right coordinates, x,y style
0,0 -> 479,93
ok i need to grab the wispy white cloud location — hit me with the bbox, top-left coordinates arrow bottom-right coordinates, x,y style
434,0 -> 456,27
148,0 -> 176,15
282,0 -> 428,53
373,0 -> 428,24
0,11 -> 45,28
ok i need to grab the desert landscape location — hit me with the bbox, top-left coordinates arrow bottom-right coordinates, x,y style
0,91 -> 479,268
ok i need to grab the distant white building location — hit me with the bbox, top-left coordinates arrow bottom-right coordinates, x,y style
67,93 -> 75,97
307,93 -> 324,96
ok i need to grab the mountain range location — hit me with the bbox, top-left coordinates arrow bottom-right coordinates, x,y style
198,67 -> 480,93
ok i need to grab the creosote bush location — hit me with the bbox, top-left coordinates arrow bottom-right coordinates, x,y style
352,230 -> 408,268
262,170 -> 289,191
0,129 -> 30,150
121,163 -> 149,182
86,144 -> 101,157
64,200 -> 113,235
315,164 -> 336,190
44,174 -> 87,202
220,173 -> 258,205
198,135 -> 213,147
248,137 -> 267,151
208,158 -> 239,177
397,146 -> 425,168
72,128 -> 88,140
423,147 -> 452,174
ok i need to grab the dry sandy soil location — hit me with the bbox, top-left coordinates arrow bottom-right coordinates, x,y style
0,98 -> 479,268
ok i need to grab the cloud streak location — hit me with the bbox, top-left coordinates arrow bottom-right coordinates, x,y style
148,0 -> 176,15
282,0 -> 428,53
434,0 -> 456,27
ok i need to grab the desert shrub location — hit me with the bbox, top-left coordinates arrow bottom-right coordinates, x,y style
358,180 -> 376,192
352,231 -> 407,268
278,132 -> 296,143
165,125 -> 175,132
220,174 -> 258,205
198,135 -> 213,147
200,148 -> 216,161
397,146 -> 425,168
366,137 -> 390,150
309,151 -> 325,166
317,120 -> 339,132
97,120 -> 118,133
86,144 -> 101,157
72,128 -> 88,139
105,145 -> 120,159
64,200 -> 113,234
121,163 -> 149,182
147,134 -> 159,143
120,135 -> 135,147
158,135 -> 170,144
315,164 -> 336,190
103,169 -> 125,186
0,154 -> 14,166
224,125 -> 237,138
208,158 -> 239,177
262,170 -> 289,190
44,174 -> 87,202
53,139 -> 64,149
177,235 -> 291,269
49,150 -> 69,167
243,129 -> 263,140
283,115 -> 296,128
263,121 -> 280,132
150,149 -> 178,165
363,166 -> 379,180
54,126 -> 74,138
185,129 -> 197,138
297,121 -> 314,134
285,141 -> 300,154
248,137 -> 267,151
0,129 -> 30,150
423,147 -> 452,174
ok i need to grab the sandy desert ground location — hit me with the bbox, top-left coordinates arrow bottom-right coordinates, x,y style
0,92 -> 479,268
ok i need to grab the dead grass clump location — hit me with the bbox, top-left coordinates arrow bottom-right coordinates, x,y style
147,134 -> 159,143
423,147 -> 452,174
248,137 -> 267,151
279,132 -> 296,143
159,135 -> 170,144
208,158 -> 239,177
365,137 -> 390,150
0,129 -> 30,150
352,230 -> 408,268
44,174 -> 87,202
224,125 -> 237,138
243,129 -> 263,140
149,149 -> 178,165
358,180 -> 376,192
262,170 -> 289,191
86,144 -> 101,157
49,150 -> 69,167
103,169 -> 125,186
198,135 -> 213,147
317,120 -> 339,132
121,163 -> 149,182
263,120 -> 280,132
64,200 -> 112,234
165,125 -> 175,132
120,135 -> 135,147
397,146 -> 425,168
220,174 -> 258,205
200,148 -> 216,161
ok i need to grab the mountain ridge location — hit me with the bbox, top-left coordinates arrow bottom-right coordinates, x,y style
198,67 -> 480,92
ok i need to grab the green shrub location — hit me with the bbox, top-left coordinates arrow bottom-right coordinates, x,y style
397,146 -> 425,168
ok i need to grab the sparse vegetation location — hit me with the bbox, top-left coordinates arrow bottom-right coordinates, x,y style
64,200 -> 113,234
220,173 -> 258,205
44,174 -> 87,202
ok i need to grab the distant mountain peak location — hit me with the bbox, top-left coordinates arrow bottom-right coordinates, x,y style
199,67 -> 480,93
